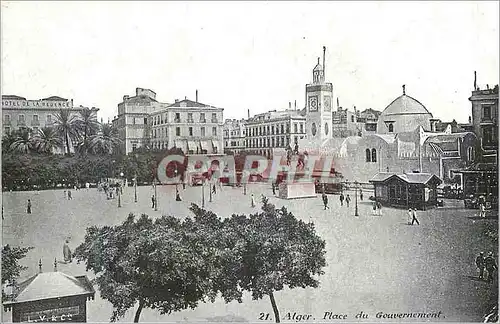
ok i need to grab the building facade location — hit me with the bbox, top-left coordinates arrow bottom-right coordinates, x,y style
245,109 -> 306,157
223,119 -> 247,154
113,88 -> 167,154
468,75 -> 498,162
149,98 -> 224,155
331,102 -> 362,137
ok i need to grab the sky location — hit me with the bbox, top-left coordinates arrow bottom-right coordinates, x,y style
1,1 -> 499,124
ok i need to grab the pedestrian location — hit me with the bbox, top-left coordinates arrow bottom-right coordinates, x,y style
360,189 -> 363,201
340,193 -> 344,206
151,195 -> 155,208
345,194 -> 351,207
272,183 -> 276,195
63,240 -> 72,263
26,199 -> 32,214
376,201 -> 383,216
372,201 -> 377,216
411,208 -> 420,225
67,190 -> 72,200
212,184 -> 216,195
485,252 -> 498,283
176,189 -> 182,201
407,208 -> 413,224
322,193 -> 329,210
479,202 -> 486,218
63,190 -> 67,199
251,193 -> 256,208
476,252 -> 486,280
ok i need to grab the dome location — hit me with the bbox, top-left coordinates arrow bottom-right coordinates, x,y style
381,94 -> 432,117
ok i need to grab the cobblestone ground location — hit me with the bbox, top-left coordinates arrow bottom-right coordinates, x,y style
2,183 -> 497,322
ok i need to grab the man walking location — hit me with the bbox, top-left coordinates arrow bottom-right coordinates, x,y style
272,183 -> 276,196
212,184 -> 216,195
251,193 -> 256,208
485,252 -> 498,283
322,193 -> 329,210
340,193 -> 344,206
360,189 -> 363,201
345,194 -> 351,208
67,190 -> 72,200
26,199 -> 32,214
151,195 -> 155,209
476,252 -> 486,280
479,202 -> 486,218
411,208 -> 420,225
407,208 -> 412,225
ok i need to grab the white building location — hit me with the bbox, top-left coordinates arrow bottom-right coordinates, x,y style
149,97 -> 224,155
245,105 -> 306,157
223,119 -> 247,154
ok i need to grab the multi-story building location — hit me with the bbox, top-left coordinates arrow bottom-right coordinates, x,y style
245,107 -> 306,157
331,102 -> 362,137
357,108 -> 382,134
113,88 -> 167,154
1,95 -> 95,135
468,74 -> 498,162
149,97 -> 224,155
223,119 -> 247,154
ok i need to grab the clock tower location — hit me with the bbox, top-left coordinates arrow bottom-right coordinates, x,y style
305,46 -> 333,143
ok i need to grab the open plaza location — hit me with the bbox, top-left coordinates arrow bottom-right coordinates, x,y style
2,183 -> 497,322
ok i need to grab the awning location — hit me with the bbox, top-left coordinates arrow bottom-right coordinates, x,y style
200,140 -> 212,153
212,140 -> 222,154
187,141 -> 197,152
174,140 -> 188,154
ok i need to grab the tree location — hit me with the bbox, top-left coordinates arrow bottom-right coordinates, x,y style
31,127 -> 63,154
53,109 -> 79,155
221,197 -> 326,323
8,127 -> 35,154
89,123 -> 121,155
74,213 -> 217,322
75,107 -> 99,154
2,245 -> 33,300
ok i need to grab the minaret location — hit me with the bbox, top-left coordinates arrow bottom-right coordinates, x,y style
304,46 -> 333,142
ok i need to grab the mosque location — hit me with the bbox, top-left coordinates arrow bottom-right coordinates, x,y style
298,48 -> 479,186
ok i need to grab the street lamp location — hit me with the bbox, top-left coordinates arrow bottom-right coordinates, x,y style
118,172 -> 124,208
354,181 -> 359,216
174,166 -> 179,199
154,177 -> 158,211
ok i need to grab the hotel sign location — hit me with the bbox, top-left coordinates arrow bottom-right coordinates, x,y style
21,306 -> 80,322
2,100 -> 72,109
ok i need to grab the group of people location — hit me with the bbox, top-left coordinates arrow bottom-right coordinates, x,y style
476,252 -> 498,283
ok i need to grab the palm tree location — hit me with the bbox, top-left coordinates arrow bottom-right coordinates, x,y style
89,123 -> 121,155
53,109 -> 79,155
9,127 -> 35,153
31,127 -> 63,154
75,107 -> 99,154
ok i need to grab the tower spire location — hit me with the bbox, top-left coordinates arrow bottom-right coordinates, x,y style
323,46 -> 326,78
402,84 -> 406,95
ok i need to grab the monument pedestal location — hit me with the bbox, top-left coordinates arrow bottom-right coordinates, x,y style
278,181 -> 317,199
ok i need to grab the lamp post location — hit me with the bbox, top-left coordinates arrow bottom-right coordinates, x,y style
354,181 -> 359,216
174,166 -> 179,199
118,172 -> 124,207
154,177 -> 158,211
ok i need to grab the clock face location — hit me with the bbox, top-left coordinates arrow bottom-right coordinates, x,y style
324,96 -> 331,112
309,96 -> 318,111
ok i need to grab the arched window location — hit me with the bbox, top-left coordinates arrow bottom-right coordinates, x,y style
325,122 -> 329,135
366,149 -> 371,162
372,148 -> 377,162
311,123 -> 317,136
388,123 -> 394,133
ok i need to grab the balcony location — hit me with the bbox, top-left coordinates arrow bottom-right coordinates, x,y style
200,118 -> 206,123
187,119 -> 194,123
17,120 -> 26,126
211,118 -> 218,123
31,120 -> 40,126
3,119 -> 11,125
174,118 -> 181,123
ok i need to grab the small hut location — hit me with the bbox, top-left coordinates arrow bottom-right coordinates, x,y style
369,172 -> 442,209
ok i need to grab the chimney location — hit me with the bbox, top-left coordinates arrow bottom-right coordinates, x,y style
289,102 -> 291,109
196,89 -> 198,102
247,109 -> 250,119
185,96 -> 187,100
294,100 -> 297,109
39,259 -> 42,273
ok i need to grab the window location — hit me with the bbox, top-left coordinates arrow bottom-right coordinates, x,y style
165,114 -> 168,123
200,113 -> 206,122
144,117 -> 148,124
4,114 -> 10,124
482,105 -> 492,120
132,144 -> 137,151
188,113 -> 193,122
388,123 -> 394,133
33,115 -> 39,122
267,138 -> 270,147
211,113 -> 217,123
212,127 -> 217,136
133,117 -> 136,125
371,148 -> 377,162
483,127 -> 494,144
281,124 -> 284,134
300,123 -> 303,133
160,115 -> 163,124
4,126 -> 10,134
467,147 -> 475,162
325,122 -> 329,135
176,127 -> 181,136
267,126 -> 270,135
272,137 -> 275,147
351,115 -> 355,122
286,124 -> 290,133
201,127 -> 205,137
272,126 -> 275,135
189,127 -> 193,136
366,149 -> 371,162
175,113 -> 180,122
311,123 -> 317,136
18,115 -> 25,124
